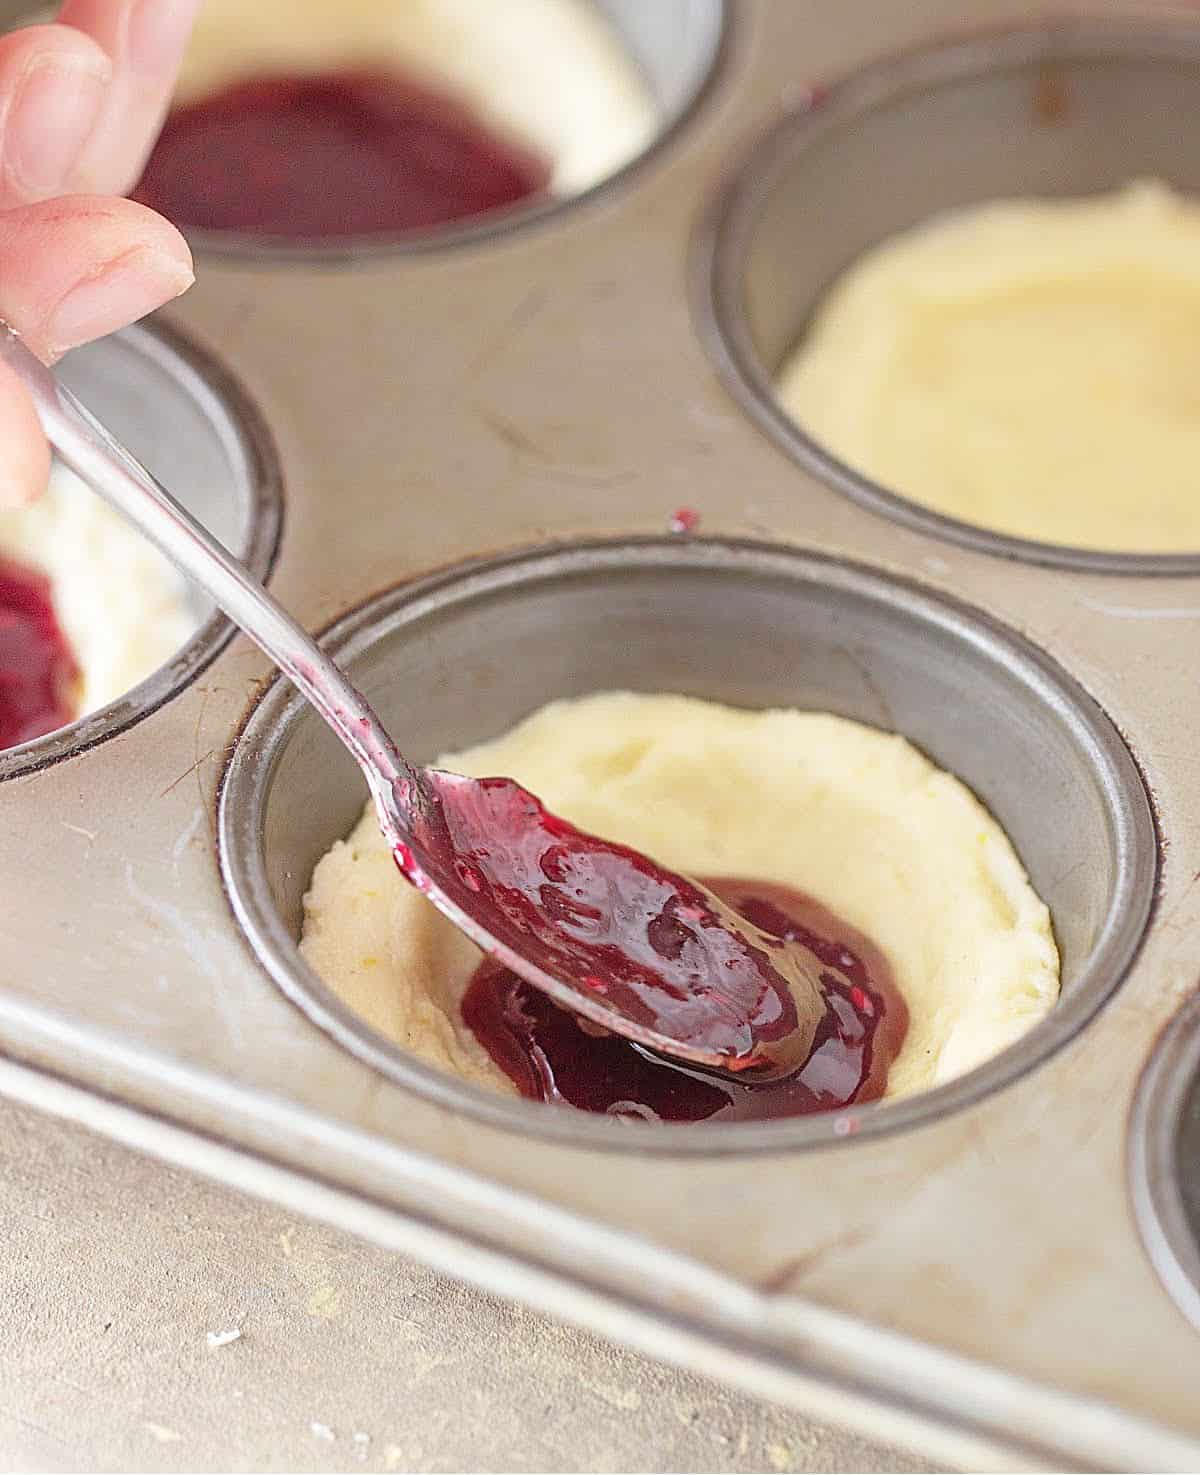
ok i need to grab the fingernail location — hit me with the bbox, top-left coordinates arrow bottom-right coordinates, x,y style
127,0 -> 203,76
6,57 -> 109,196
47,247 -> 194,355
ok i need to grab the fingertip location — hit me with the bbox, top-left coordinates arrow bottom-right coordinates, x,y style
44,240 -> 193,361
40,194 -> 194,274
0,196 -> 194,360
106,195 -> 193,275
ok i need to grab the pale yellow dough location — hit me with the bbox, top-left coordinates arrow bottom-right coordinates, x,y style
778,181 -> 1200,552
177,0 -> 656,196
300,692 -> 1060,1105
0,462 -> 197,722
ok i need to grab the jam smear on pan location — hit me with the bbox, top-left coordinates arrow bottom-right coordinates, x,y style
134,69 -> 551,238
668,506 -> 701,534
0,556 -> 78,749
461,877 -> 907,1123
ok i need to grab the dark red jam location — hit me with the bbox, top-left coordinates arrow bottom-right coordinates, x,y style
400,774 -> 828,1074
133,69 -> 551,238
461,878 -> 907,1123
0,556 -> 78,749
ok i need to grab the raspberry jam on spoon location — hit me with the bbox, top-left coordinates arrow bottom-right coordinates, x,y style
400,774 -> 836,1076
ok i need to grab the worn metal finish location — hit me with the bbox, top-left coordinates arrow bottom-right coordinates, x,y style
0,1098 -> 928,1475
6,2 -> 1200,1469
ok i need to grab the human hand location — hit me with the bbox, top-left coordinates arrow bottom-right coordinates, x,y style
0,0 -> 201,507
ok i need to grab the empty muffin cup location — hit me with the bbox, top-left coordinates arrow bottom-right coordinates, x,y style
701,17 -> 1200,570
129,0 -> 726,255
0,321 -> 282,781
218,538 -> 1155,1150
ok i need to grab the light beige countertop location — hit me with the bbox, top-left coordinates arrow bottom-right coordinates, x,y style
0,1100 -> 927,1473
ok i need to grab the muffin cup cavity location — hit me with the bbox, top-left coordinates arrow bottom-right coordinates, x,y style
218,538 -> 1155,1153
1130,994 -> 1200,1333
141,0 -> 727,262
0,320 -> 282,781
700,17 -> 1200,573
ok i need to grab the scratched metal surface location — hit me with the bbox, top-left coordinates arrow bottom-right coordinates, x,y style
0,1099 -> 929,1474
4,1 -> 1200,1470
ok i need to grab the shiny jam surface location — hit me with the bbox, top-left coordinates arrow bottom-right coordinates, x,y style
400,774 -> 821,1073
461,878 -> 908,1123
134,69 -> 552,237
0,557 -> 78,749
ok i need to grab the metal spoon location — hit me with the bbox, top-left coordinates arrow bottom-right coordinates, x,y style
3,325 -> 827,1078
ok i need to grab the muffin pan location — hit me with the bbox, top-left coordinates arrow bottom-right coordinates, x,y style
6,2 -> 1200,1468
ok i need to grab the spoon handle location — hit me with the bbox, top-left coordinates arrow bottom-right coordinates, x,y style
0,324 -> 405,791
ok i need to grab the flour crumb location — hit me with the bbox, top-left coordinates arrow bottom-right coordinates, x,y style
206,1328 -> 242,1349
142,1422 -> 182,1444
310,1422 -> 336,1442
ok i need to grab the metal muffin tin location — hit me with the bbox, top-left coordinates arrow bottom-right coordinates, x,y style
7,2 -> 1200,1468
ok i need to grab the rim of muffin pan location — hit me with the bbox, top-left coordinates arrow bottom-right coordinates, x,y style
218,536 -> 1157,1155
697,15 -> 1200,575
160,0 -> 731,264
0,318 -> 284,783
1129,991 -> 1200,1335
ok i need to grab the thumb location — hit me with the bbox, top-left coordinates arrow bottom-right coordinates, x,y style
0,193 -> 192,505
0,194 -> 192,363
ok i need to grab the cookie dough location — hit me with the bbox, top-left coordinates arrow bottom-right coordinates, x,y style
175,0 -> 656,196
0,461 -> 197,724
778,180 -> 1200,551
300,692 -> 1060,1104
